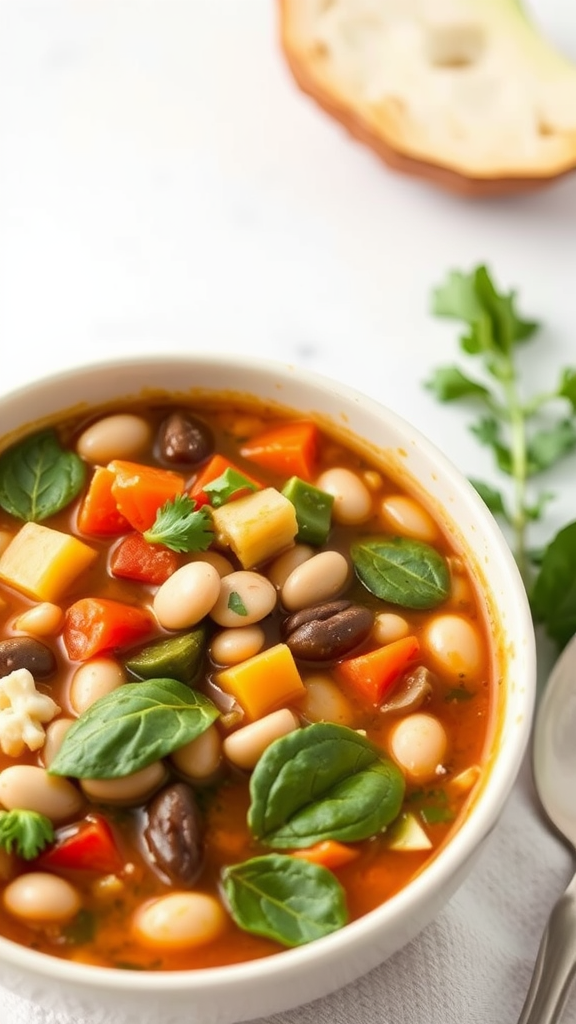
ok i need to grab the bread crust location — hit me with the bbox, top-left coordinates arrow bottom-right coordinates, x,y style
278,0 -> 576,198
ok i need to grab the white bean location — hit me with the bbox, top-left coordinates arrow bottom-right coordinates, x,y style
154,562 -> 221,630
378,494 -> 439,543
315,468 -> 373,525
41,716 -> 75,768
422,613 -> 483,681
223,709 -> 300,770
372,612 -> 410,646
0,765 -> 83,823
389,713 -> 448,783
210,625 -> 265,666
76,414 -> 152,464
14,602 -> 64,637
170,725 -> 223,782
132,892 -> 226,950
266,545 -> 314,589
209,571 -> 276,628
4,872 -> 82,924
281,550 -> 349,612
69,657 -> 125,715
187,550 -> 235,577
80,761 -> 166,806
300,674 -> 355,726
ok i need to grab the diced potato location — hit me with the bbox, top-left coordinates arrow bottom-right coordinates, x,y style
211,488 -> 298,569
0,523 -> 98,602
386,812 -> 432,852
217,643 -> 305,720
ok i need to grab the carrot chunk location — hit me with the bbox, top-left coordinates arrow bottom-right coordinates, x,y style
290,840 -> 360,870
63,597 -> 155,661
108,460 -> 185,532
77,466 -> 131,537
240,421 -> 318,481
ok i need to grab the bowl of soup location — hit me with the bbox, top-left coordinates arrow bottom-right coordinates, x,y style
0,355 -> 535,1024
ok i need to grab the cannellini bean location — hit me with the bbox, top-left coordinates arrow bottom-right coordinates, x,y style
133,892 -> 227,950
69,657 -> 125,714
14,602 -> 64,637
76,414 -> 152,464
315,468 -> 373,525
422,614 -> 483,680
0,765 -> 83,823
281,550 -> 349,612
210,624 -> 266,666
266,545 -> 314,589
209,571 -> 277,628
389,713 -> 448,783
300,674 -> 355,726
170,725 -> 223,782
223,708 -> 300,770
187,550 -> 235,577
81,761 -> 166,806
4,872 -> 82,924
41,716 -> 75,768
378,494 -> 439,543
154,562 -> 221,630
372,612 -> 410,646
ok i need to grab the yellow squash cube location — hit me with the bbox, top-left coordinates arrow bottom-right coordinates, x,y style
0,523 -> 98,602
217,643 -> 306,720
211,487 -> 298,569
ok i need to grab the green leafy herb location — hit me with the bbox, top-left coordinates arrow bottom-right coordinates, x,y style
0,429 -> 86,522
228,591 -> 248,616
248,722 -> 404,848
222,854 -> 347,947
351,536 -> 450,610
62,909 -> 97,945
48,678 -> 219,779
530,522 -> 576,650
0,808 -> 55,859
426,265 -> 576,588
203,467 -> 258,508
143,494 -> 213,553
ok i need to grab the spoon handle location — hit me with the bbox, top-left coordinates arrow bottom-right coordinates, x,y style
516,871 -> 576,1024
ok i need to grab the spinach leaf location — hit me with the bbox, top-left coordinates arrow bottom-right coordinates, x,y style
0,429 -> 86,522
248,722 -> 404,848
49,678 -> 219,779
222,854 -> 347,947
531,521 -> 576,650
351,536 -> 450,610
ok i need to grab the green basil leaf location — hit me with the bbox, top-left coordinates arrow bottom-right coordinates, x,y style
470,479 -> 509,519
425,366 -> 491,403
351,536 -> 450,610
531,521 -> 576,650
248,722 -> 404,848
0,429 -> 86,522
222,854 -> 347,947
49,678 -> 219,779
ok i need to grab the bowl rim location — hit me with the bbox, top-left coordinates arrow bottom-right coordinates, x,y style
0,353 -> 537,994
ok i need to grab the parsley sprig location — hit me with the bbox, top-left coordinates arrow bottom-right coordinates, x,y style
0,809 -> 55,859
426,264 -> 576,649
144,494 -> 214,553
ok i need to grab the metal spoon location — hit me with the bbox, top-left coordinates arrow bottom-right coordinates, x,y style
516,631 -> 576,1024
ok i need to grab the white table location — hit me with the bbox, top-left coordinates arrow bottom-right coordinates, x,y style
1,3 -> 576,1022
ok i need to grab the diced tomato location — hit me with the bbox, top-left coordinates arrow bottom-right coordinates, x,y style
110,531 -> 179,585
108,460 -> 186,532
77,466 -> 131,537
189,454 -> 263,508
63,596 -> 155,661
336,636 -> 420,704
38,815 -> 123,874
240,421 -> 318,480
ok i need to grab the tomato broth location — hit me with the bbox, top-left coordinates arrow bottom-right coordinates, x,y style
0,398 -> 493,970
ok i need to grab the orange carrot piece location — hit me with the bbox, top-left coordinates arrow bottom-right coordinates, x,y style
77,467 -> 131,537
189,454 -> 263,508
290,840 -> 360,870
63,597 -> 155,661
108,460 -> 185,532
336,636 -> 420,704
240,421 -> 318,481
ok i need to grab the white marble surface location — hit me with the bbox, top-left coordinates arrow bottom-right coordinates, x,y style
1,1 -> 576,1022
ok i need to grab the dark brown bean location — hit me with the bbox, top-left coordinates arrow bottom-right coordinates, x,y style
282,600 -> 373,661
0,637 -> 57,679
380,666 -> 435,715
157,412 -> 214,466
144,782 -> 204,885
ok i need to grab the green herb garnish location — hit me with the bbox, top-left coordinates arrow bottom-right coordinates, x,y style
227,591 -> 248,616
0,808 -> 55,859
143,494 -> 213,553
0,429 -> 86,522
351,536 -> 450,610
203,467 -> 258,508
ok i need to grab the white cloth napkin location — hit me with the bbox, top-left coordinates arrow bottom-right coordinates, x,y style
1,751 -> 574,1024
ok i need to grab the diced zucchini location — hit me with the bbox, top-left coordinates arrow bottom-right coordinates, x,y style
124,627 -> 207,684
0,522 -> 98,602
386,812 -> 432,851
282,476 -> 333,545
211,487 -> 298,568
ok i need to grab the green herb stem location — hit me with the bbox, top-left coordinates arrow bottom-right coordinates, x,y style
502,371 -> 530,580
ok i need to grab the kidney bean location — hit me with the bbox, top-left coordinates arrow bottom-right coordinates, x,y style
0,637 -> 56,679
157,412 -> 214,465
282,600 -> 373,661
144,782 -> 204,885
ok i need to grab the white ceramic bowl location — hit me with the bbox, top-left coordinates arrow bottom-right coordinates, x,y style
0,355 -> 536,1024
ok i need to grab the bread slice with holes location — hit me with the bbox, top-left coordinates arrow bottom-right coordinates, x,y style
278,0 -> 576,196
